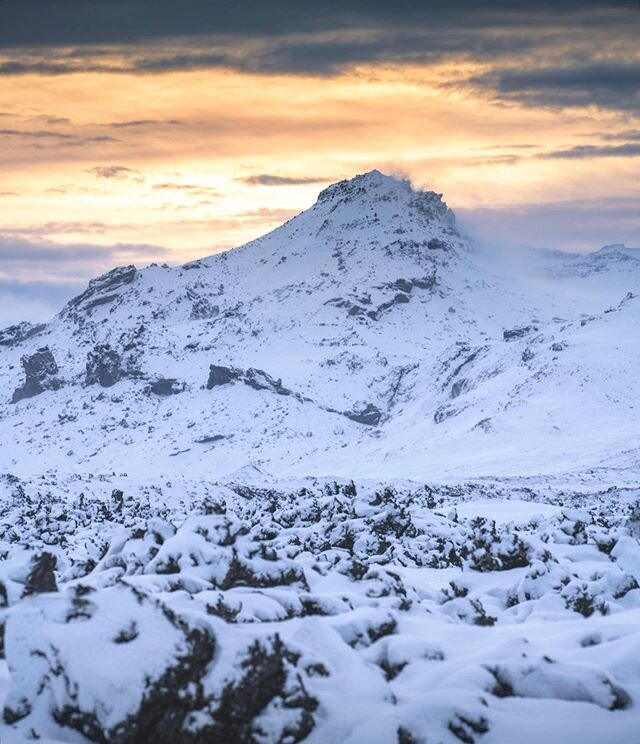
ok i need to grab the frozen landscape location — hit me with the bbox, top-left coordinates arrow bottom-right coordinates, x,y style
1,170 -> 639,742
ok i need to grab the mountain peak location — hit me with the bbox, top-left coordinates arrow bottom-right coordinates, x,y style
317,169 -> 407,203
315,169 -> 456,229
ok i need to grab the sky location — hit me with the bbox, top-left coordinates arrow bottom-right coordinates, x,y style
0,0 -> 639,323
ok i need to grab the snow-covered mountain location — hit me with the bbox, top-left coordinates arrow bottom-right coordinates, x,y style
2,171 -> 640,744
1,169 -> 638,483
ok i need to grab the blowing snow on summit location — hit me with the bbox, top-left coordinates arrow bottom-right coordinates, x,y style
1,3 -> 640,744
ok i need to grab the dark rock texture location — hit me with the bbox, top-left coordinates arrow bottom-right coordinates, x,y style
207,365 -> 243,388
85,344 -> 123,388
65,265 -> 137,314
0,322 -> 46,349
190,297 -> 219,320
148,378 -> 186,396
207,365 -> 299,398
503,326 -> 538,341
11,347 -> 62,403
243,368 -> 292,396
24,553 -> 58,596
344,403 -> 383,426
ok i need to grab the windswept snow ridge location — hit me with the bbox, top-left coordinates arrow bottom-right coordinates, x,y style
1,171 -> 639,742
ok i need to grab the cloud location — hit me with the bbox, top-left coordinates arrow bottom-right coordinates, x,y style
601,130 -> 640,142
0,3 -> 635,89
0,222 -> 140,238
105,118 -> 185,128
469,61 -> 640,113
0,128 -> 76,140
538,143 -> 640,159
151,182 -> 219,196
0,128 -> 120,148
458,197 -> 640,254
0,278 -> 82,325
0,2 -> 634,47
241,174 -> 330,186
88,165 -> 137,179
0,3 -> 635,119
0,233 -> 172,324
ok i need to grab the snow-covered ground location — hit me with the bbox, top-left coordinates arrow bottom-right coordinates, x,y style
1,475 -> 640,742
1,171 -> 639,742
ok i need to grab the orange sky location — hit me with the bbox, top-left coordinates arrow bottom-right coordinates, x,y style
1,62 -> 638,261
0,2 -> 639,319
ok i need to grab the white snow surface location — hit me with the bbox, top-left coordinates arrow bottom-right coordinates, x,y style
0,169 -> 638,483
1,170 -> 640,743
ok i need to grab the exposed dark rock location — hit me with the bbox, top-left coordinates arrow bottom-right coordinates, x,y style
243,368 -> 292,396
344,403 -> 383,426
203,636 -> 317,743
207,364 -> 303,400
85,344 -> 123,387
367,293 -> 410,321
0,321 -> 46,348
427,238 -> 448,250
24,553 -> 58,596
195,435 -> 225,444
11,347 -> 62,403
451,379 -> 468,399
190,297 -> 219,320
148,378 -> 185,396
434,405 -> 458,424
49,602 -> 216,743
473,417 -> 493,433
207,365 -> 243,388
503,326 -> 538,341
381,274 -> 437,294
64,265 -> 137,313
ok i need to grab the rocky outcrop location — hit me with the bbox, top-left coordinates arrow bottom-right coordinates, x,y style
190,297 -> 219,320
207,365 -> 297,398
207,365 -> 243,388
367,292 -> 410,321
344,403 -> 383,426
24,553 -> 58,596
503,325 -> 538,341
11,347 -> 62,403
3,584 -> 319,743
243,368 -> 293,396
147,378 -> 186,396
0,321 -> 46,349
427,238 -> 448,250
64,265 -> 137,315
85,344 -> 123,387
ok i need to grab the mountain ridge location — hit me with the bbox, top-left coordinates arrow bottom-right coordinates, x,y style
0,171 -> 638,484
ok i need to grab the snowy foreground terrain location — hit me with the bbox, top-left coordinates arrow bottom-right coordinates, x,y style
1,171 -> 639,742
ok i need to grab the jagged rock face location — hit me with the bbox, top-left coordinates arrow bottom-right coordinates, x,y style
85,344 -> 123,387
0,321 -> 46,348
148,378 -> 186,396
11,347 -> 62,403
344,403 -> 383,426
64,265 -> 138,315
207,365 -> 242,388
207,365 -> 295,397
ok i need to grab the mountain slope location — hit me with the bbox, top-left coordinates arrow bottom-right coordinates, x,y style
0,170 -> 638,482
